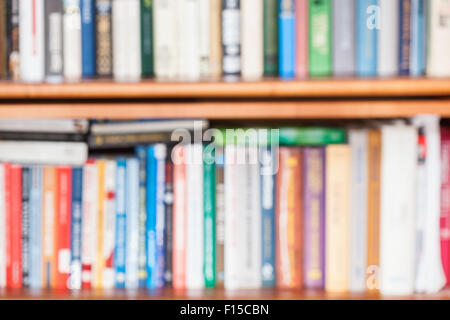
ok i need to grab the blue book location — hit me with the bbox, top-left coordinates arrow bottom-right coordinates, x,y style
278,0 -> 296,79
29,166 -> 42,289
410,0 -> 425,76
21,167 -> 30,287
399,0 -> 412,75
80,0 -> 96,77
70,167 -> 83,290
136,146 -> 147,288
114,159 -> 127,289
146,144 -> 167,289
126,158 -> 140,289
259,146 -> 276,287
356,0 -> 378,77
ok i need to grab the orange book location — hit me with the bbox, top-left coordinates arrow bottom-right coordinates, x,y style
93,160 -> 106,289
367,129 -> 381,291
42,167 -> 56,288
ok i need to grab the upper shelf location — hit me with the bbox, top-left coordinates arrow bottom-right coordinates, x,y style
0,78 -> 449,100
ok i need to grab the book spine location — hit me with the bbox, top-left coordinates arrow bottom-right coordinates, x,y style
140,0 -> 154,77
81,161 -> 98,289
93,160 -> 105,289
54,167 -> 72,290
95,0 -> 112,77
441,128 -> 450,287
126,158 -> 140,289
302,147 -> 325,289
3,164 -> 11,288
209,0 -> 222,78
70,167 -> 83,290
114,159 -> 126,289
7,0 -> 20,80
199,0 -> 210,77
63,0 -> 82,81
278,0 -> 295,79
332,0 -> 355,76
42,167 -> 55,288
172,145 -> 186,289
19,0 -> 45,83
263,0 -> 279,76
222,0 -> 241,77
29,166 -> 42,289
410,0 -> 426,76
0,1 -> 7,78
215,146 -> 225,287
377,0 -> 399,77
44,0 -> 63,81
241,0 -> 263,80
21,167 -> 30,288
164,159 -> 174,286
89,132 -> 174,149
308,0 -> 332,77
399,0 -> 411,75
295,0 -> 308,78
177,0 -> 200,80
426,0 -> 450,77
356,0 -> 378,77
80,0 -> 96,77
0,164 -> 5,288
103,160 -> 116,289
203,145 -> 216,288
7,165 -> 22,289
136,146 -> 147,287
276,147 -> 302,289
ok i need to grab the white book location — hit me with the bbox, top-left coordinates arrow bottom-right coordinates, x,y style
177,0 -> 200,80
0,164 -> 5,288
412,115 -> 446,293
103,160 -> 117,289
0,141 -> 88,166
63,0 -> 82,81
186,144 -> 204,289
126,158 -> 140,289
19,0 -> 45,83
81,161 -> 98,287
241,0 -> 263,80
112,0 -> 141,82
377,0 -> 399,77
199,0 -> 210,77
154,0 -> 178,79
379,123 -> 417,295
0,119 -> 89,133
348,129 -> 368,292
427,0 -> 450,77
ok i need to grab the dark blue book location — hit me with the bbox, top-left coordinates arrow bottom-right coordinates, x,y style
114,159 -> 127,289
80,0 -> 96,77
278,0 -> 296,78
21,167 -> 30,288
70,167 -> 83,290
399,0 -> 412,75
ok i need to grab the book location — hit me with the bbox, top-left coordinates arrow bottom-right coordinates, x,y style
69,167 -> 83,290
348,129 -> 368,292
356,0 -> 378,77
377,0 -> 399,77
0,119 -> 89,133
0,165 -> 5,288
141,0 -> 154,77
308,0 -> 332,77
279,127 -> 346,146
7,0 -> 20,80
278,0 -> 296,79
222,0 -> 241,77
410,0 -> 426,76
332,0 -> 355,76
95,0 -> 112,77
0,131 -> 86,143
29,166 -> 43,289
89,132 -> 174,149
264,0 -> 279,76
21,167 -> 30,288
0,1 -> 5,79
44,0 -> 64,82
241,0 -> 263,80
136,146 -> 147,287
199,0 -> 210,77
209,0 -> 222,78
325,145 -> 351,293
63,0 -> 82,82
153,0 -> 177,79
215,146 -> 225,287
19,0 -> 45,82
42,167 -> 55,288
112,0 -> 141,82
276,147 -> 302,289
203,145 -> 216,287
399,0 -> 412,75
114,159 -> 126,288
440,127 -> 450,287
126,158 -> 140,289
295,0 -> 308,78
427,0 -> 450,77
379,123 -> 417,295
80,0 -> 96,77
164,159 -> 174,286
302,147 -> 325,289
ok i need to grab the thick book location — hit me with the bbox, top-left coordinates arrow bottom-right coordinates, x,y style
325,145 -> 351,293
95,0 -> 112,77
199,0 -> 210,77
296,0 -> 308,78
141,0 -> 154,77
241,0 -> 263,80
264,0 -> 279,76
80,0 -> 96,77
29,166 -> 43,289
63,0 -> 82,81
441,127 -> 450,287
379,123 -> 417,295
126,158 -> 140,289
136,146 -> 147,287
209,0 -> 222,78
19,0 -> 45,82
0,131 -> 86,142
164,159 -> 174,286
356,0 -> 378,77
308,0 -> 332,77
0,1 -> 7,78
114,159 -> 127,288
42,167 -> 56,288
378,0 -> 399,77
399,0 -> 412,75
203,145 -> 216,287
6,0 -> 20,80
215,146 -> 225,287
0,165 -> 4,288
69,167 -> 83,290
21,167 -> 30,288
410,0 -> 426,76
302,147 -> 325,289
222,0 -> 241,77
0,118 -> 89,133
278,0 -> 295,78
426,0 -> 450,77
276,147 -> 302,289
279,127 -> 346,146
332,0 -> 355,76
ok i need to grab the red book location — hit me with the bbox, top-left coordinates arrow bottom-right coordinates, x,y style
5,164 -> 22,289
53,167 -> 72,290
295,0 -> 308,78
441,128 -> 450,287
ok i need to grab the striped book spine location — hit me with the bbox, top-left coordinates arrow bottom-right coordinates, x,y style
114,159 -> 127,288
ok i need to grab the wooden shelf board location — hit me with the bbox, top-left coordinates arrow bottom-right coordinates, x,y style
1,288 -> 449,300
1,100 -> 449,119
0,78 -> 449,100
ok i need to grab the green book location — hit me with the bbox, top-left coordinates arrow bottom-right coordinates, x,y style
263,0 -> 278,76
141,0 -> 153,76
308,0 -> 332,77
280,127 -> 346,145
203,145 -> 216,287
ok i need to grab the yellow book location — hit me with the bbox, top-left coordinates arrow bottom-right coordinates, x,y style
93,160 -> 106,289
325,145 -> 351,293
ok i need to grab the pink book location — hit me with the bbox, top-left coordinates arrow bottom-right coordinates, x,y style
441,128 -> 450,287
296,0 -> 308,78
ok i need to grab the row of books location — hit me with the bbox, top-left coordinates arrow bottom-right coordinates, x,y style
0,118 -> 449,294
0,0 -> 449,83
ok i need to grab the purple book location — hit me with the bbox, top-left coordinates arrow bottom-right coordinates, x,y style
302,147 -> 326,289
